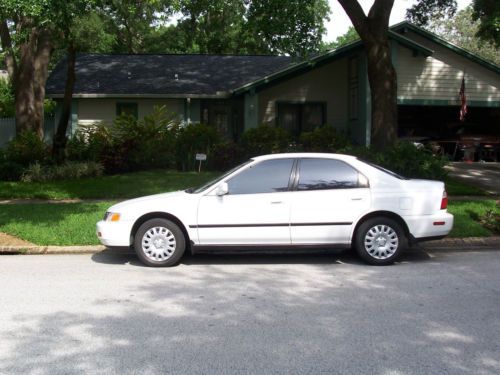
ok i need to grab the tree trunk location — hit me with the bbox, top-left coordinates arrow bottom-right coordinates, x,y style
33,29 -> 54,140
53,45 -> 76,162
15,27 -> 38,136
365,39 -> 398,150
337,0 -> 397,150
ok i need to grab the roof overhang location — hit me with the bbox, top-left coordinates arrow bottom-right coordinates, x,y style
46,92 -> 231,99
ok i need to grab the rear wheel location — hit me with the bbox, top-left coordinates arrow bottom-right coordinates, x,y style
134,218 -> 185,267
355,217 -> 406,265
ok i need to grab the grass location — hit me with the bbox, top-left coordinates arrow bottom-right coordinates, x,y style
0,170 -> 219,200
447,200 -> 499,238
0,201 -> 115,245
0,200 -> 497,246
444,176 -> 487,196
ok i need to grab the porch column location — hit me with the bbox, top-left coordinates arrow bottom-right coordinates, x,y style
244,91 -> 259,130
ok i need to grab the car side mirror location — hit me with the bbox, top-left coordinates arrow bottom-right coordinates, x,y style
215,182 -> 229,196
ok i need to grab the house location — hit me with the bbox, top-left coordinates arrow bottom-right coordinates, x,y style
46,22 -> 500,148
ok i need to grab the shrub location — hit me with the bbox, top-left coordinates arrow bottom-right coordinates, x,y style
21,161 -> 104,182
66,125 -> 112,163
176,123 -> 219,171
211,141 -> 244,171
346,142 -> 448,180
239,124 -> 291,158
299,126 -> 350,152
67,106 -> 179,173
0,149 -> 24,181
5,131 -> 49,166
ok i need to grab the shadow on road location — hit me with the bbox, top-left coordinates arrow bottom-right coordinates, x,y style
91,247 -> 432,267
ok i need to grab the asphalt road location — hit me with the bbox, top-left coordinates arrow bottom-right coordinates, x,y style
1,249 -> 499,375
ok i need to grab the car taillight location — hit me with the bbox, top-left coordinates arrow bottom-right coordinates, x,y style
440,190 -> 448,210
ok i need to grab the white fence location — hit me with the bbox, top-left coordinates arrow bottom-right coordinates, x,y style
0,117 -> 56,148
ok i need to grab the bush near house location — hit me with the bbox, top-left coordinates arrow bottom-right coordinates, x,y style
0,106 -> 449,182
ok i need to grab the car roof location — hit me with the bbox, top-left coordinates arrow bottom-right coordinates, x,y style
251,153 -> 358,162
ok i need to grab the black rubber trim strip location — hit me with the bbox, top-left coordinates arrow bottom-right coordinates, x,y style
189,222 -> 352,229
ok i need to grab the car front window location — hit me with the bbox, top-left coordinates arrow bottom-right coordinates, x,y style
188,161 -> 252,194
227,159 -> 295,195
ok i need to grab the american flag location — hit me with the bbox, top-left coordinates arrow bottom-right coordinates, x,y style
459,76 -> 467,122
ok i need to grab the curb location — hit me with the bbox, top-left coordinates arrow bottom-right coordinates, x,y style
416,236 -> 500,251
0,245 -> 106,254
1,237 -> 499,255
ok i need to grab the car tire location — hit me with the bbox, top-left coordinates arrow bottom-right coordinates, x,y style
354,217 -> 406,265
133,218 -> 186,267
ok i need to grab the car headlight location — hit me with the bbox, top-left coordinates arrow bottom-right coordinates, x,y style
103,212 -> 121,222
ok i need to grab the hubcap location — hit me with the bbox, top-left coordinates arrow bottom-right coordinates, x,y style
364,224 -> 399,260
141,226 -> 176,261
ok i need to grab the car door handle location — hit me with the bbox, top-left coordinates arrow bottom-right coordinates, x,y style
270,201 -> 283,204
351,198 -> 363,201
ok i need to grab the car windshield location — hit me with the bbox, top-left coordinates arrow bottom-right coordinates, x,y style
186,160 -> 252,194
360,159 -> 408,180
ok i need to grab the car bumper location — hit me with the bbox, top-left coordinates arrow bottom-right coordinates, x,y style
96,220 -> 133,247
404,212 -> 454,240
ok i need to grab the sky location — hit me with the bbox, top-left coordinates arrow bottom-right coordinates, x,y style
325,0 -> 473,41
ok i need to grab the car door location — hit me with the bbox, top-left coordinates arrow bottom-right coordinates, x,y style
196,158 -> 295,245
290,158 -> 371,245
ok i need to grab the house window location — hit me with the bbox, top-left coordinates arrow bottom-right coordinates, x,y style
116,102 -> 138,119
348,57 -> 359,120
276,102 -> 325,136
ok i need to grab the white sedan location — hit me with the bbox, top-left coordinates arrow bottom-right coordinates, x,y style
97,153 -> 453,266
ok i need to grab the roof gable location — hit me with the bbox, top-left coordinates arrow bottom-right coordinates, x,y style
232,30 -> 433,95
392,21 -> 500,75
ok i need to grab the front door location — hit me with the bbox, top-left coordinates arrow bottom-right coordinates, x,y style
196,159 -> 295,245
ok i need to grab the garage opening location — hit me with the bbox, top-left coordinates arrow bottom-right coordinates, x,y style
398,105 -> 500,161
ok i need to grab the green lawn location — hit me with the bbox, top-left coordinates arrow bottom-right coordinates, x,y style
0,201 -> 115,245
447,199 -> 499,238
444,177 -> 486,196
0,200 -> 496,246
0,170 -> 219,200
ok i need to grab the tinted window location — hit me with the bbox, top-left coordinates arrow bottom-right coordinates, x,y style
297,159 -> 361,190
227,159 -> 294,195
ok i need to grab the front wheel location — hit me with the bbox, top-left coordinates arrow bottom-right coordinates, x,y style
354,217 -> 406,265
134,218 -> 186,267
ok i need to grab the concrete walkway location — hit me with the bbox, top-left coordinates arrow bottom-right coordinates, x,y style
446,162 -> 500,195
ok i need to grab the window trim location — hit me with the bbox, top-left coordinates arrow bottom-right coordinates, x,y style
275,101 -> 327,135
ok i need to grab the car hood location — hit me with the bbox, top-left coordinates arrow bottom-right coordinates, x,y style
108,190 -> 189,213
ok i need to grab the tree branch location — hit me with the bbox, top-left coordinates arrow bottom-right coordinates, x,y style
337,0 -> 369,39
367,0 -> 395,34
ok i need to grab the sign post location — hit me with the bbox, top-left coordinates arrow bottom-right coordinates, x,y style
195,153 -> 207,173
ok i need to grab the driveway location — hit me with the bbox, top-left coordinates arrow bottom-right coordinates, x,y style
1,250 -> 499,375
446,162 -> 500,195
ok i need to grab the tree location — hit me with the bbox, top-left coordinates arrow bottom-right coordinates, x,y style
337,0 -> 398,149
0,1 -> 56,138
246,0 -> 330,57
53,12 -> 115,160
406,0 -> 457,28
321,26 -> 359,51
97,0 -> 175,53
144,0 -> 330,57
407,0 -> 499,47
428,6 -> 500,65
0,77 -> 15,117
471,0 -> 500,47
